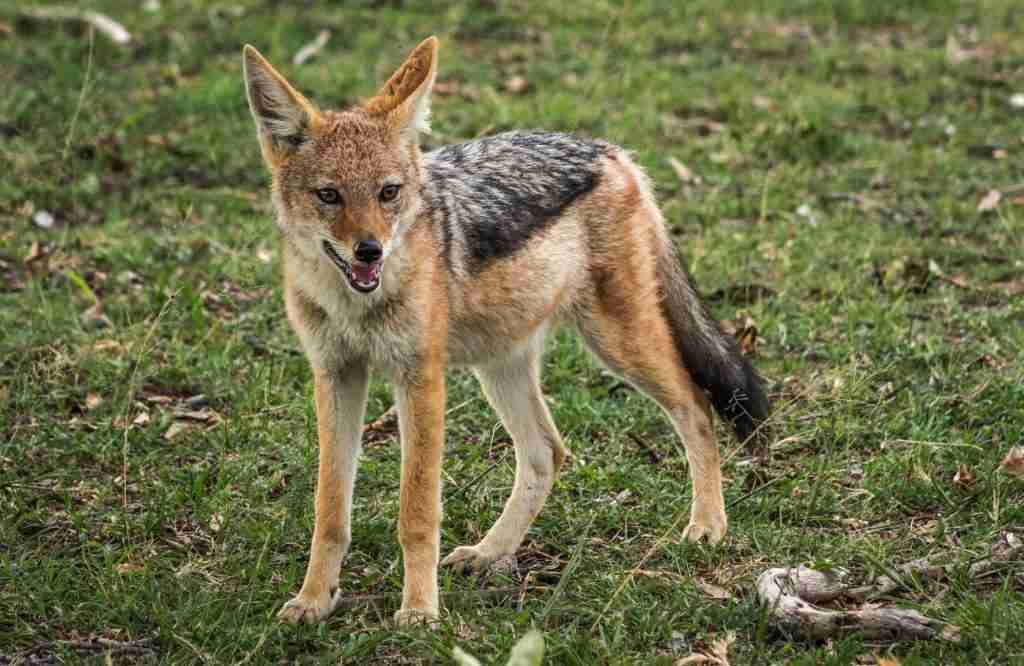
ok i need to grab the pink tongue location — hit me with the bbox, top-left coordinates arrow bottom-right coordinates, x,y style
352,263 -> 378,282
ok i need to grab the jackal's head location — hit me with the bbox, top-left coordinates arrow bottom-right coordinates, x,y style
243,37 -> 438,295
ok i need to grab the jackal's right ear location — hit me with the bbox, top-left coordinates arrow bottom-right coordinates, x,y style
242,45 -> 319,165
364,36 -> 438,136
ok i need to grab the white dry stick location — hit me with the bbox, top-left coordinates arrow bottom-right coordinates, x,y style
755,565 -> 961,642
20,7 -> 132,46
667,156 -> 701,185
293,30 -> 331,66
977,189 -> 1002,213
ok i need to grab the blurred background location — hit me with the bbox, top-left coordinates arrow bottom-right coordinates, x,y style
2,1 -> 1023,663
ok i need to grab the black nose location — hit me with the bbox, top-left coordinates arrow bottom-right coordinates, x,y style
353,239 -> 382,263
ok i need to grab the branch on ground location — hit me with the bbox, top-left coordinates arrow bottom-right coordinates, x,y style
755,532 -> 1023,642
18,7 -> 132,45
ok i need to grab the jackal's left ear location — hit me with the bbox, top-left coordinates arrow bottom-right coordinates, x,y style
243,45 -> 320,164
365,36 -> 438,135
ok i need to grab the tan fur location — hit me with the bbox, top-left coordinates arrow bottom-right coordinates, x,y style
242,45 -> 323,168
574,159 -> 727,540
244,37 -> 736,625
363,36 -> 438,134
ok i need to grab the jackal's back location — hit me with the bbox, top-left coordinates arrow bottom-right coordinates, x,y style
423,131 -> 609,274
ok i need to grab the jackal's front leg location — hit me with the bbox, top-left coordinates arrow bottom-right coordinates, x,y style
278,363 -> 369,624
393,361 -> 446,624
443,347 -> 568,573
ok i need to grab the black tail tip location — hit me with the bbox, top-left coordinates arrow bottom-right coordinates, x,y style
716,364 -> 771,449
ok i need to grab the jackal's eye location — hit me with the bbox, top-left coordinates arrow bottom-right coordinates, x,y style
379,183 -> 401,203
314,188 -> 343,205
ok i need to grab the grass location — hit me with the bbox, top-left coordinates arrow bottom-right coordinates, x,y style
2,1 -> 1023,663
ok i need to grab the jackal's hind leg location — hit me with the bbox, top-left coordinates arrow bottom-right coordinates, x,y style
578,278 -> 727,544
443,340 -> 568,573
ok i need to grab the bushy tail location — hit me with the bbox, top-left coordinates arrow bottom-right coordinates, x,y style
656,244 -> 770,445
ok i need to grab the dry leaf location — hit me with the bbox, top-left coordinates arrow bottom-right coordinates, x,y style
999,446 -> 1024,477
433,80 -> 460,96
953,463 -> 976,487
751,95 -> 776,111
24,241 -> 47,265
738,327 -> 758,356
173,408 -> 220,423
977,189 -> 1001,213
364,405 -> 398,434
728,316 -> 759,356
796,203 -> 818,225
945,33 -> 991,65
80,302 -> 112,329
85,393 -> 103,410
668,157 -> 701,185
876,658 -> 902,666
32,210 -> 55,229
695,579 -> 733,600
503,75 -> 529,94
115,562 -> 144,574
945,274 -> 971,288
675,632 -> 734,666
132,411 -> 150,426
92,339 -> 123,353
164,421 -> 191,440
993,279 -> 1024,295
293,30 -> 330,66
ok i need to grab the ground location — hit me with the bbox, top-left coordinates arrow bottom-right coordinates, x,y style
1,1 -> 1023,664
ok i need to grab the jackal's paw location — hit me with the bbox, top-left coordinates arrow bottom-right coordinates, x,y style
441,545 -> 518,575
277,589 -> 342,624
393,607 -> 439,627
682,512 -> 727,545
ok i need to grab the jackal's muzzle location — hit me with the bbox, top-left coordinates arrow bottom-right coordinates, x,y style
322,240 -> 382,294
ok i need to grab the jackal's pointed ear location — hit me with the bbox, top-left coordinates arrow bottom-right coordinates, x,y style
242,45 -> 319,163
364,36 -> 438,135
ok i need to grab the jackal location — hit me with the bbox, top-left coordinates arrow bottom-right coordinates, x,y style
242,36 -> 769,624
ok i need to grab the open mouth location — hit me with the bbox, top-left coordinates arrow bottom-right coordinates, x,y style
322,241 -> 382,293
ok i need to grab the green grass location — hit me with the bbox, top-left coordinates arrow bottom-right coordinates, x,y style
2,1 -> 1023,663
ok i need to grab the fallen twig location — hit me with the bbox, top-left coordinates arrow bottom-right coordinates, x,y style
627,432 -> 664,464
293,30 -> 331,66
363,405 -> 398,444
19,7 -> 132,46
755,534 -> 1023,642
756,566 -> 960,642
